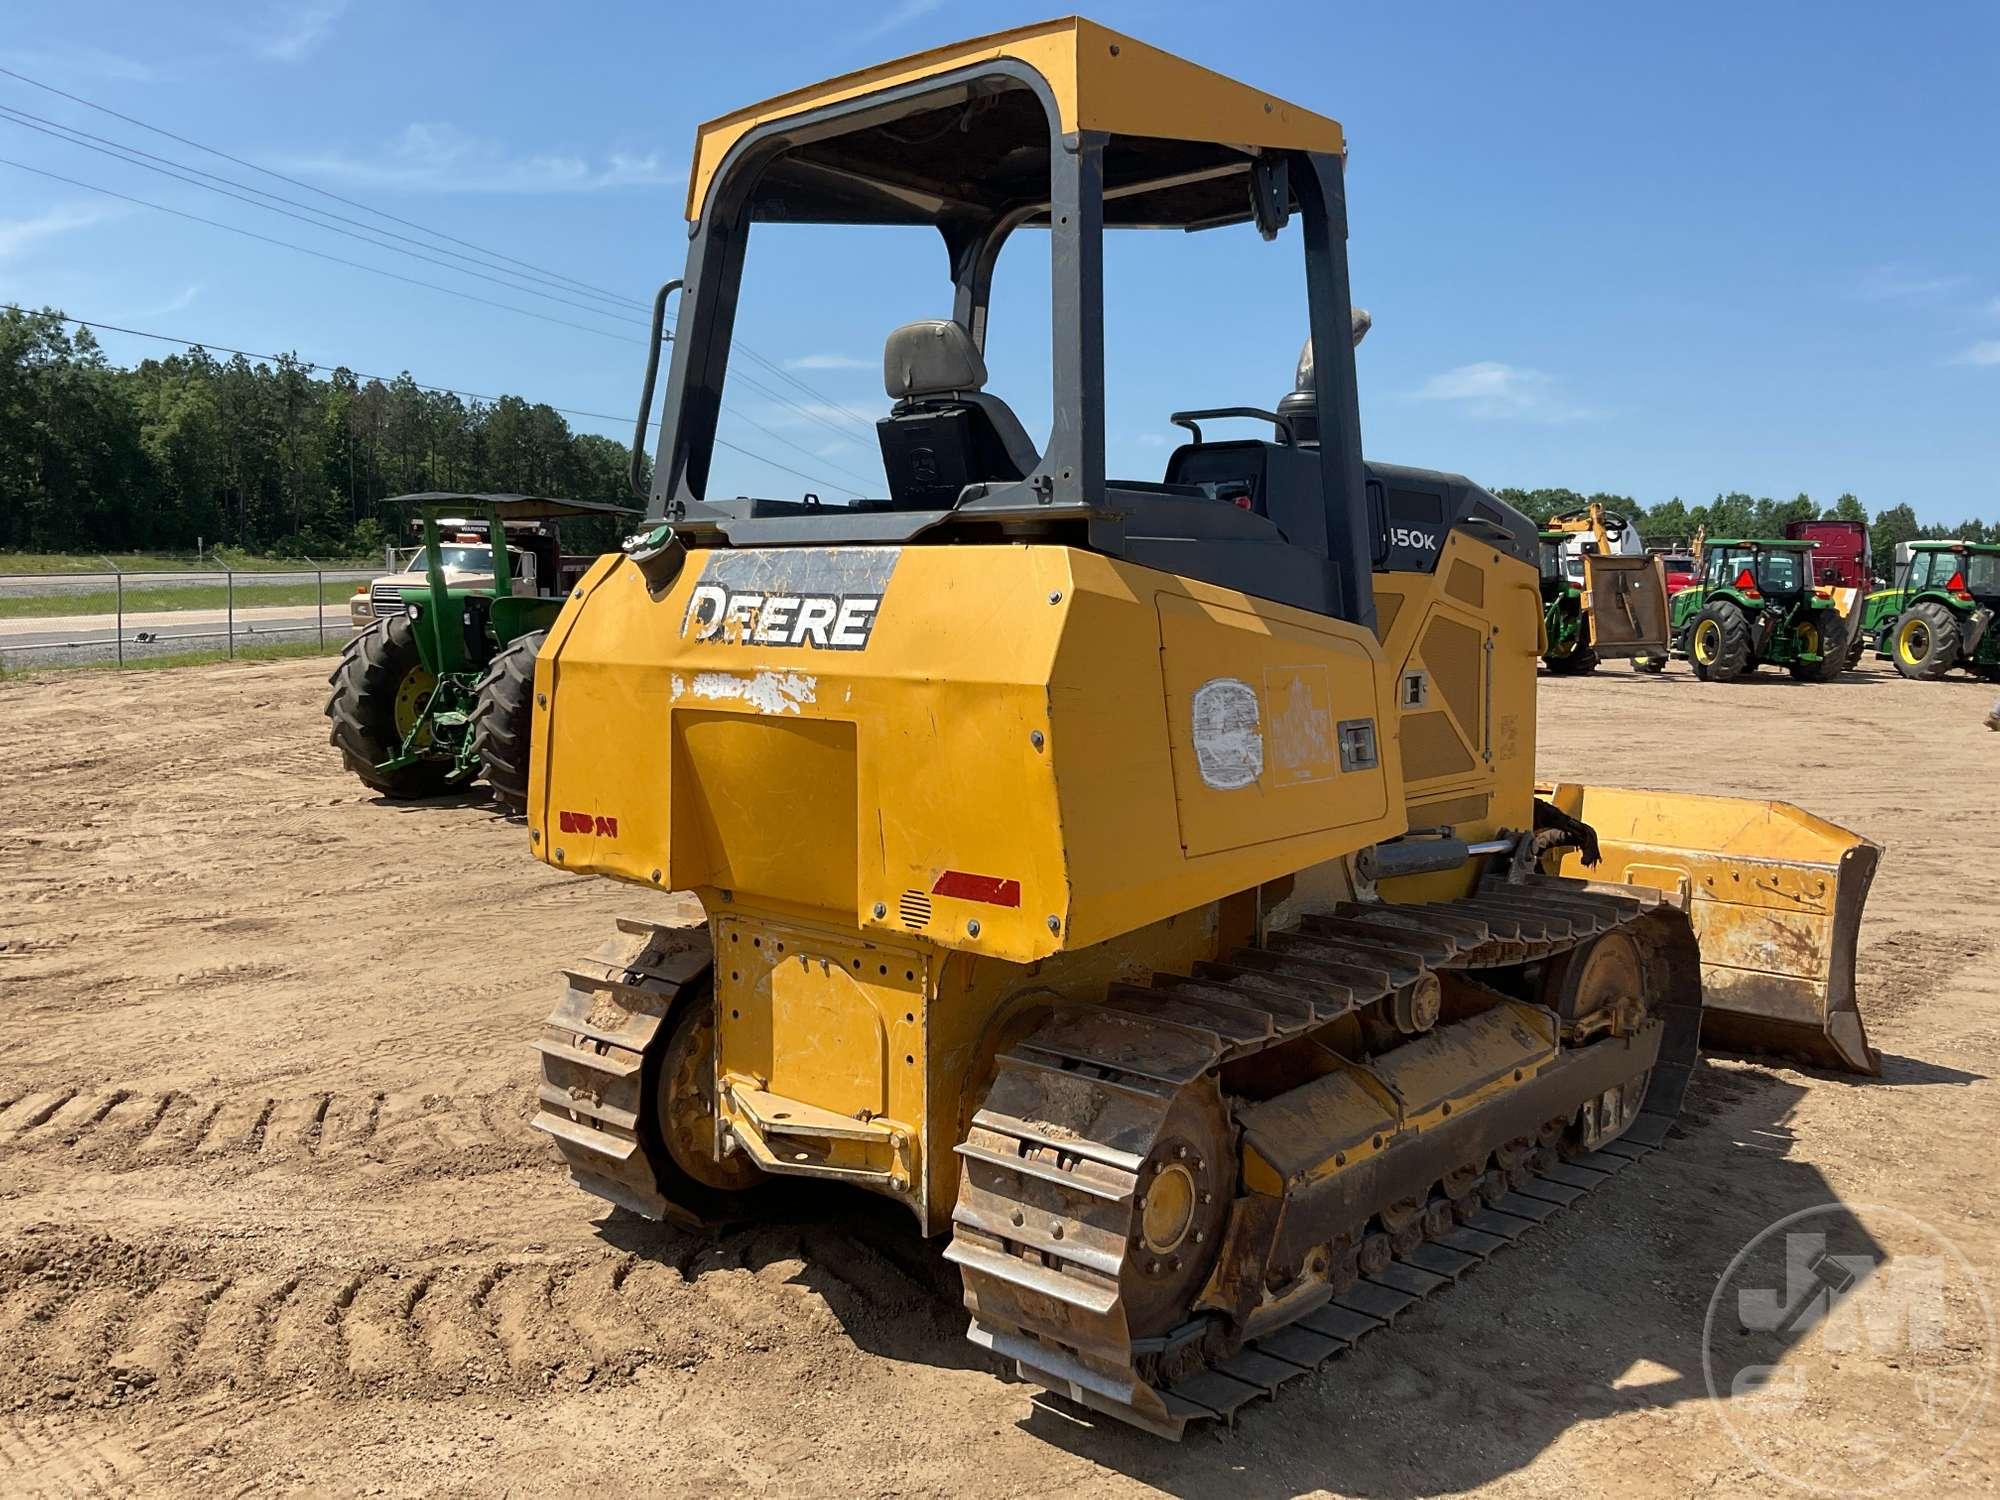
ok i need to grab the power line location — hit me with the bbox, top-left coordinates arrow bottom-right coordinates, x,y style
1,158 -> 641,346
0,61 -> 630,306
6,305 -> 868,498
0,107 -> 643,329
0,106 -> 640,328
0,64 -> 876,437
0,63 -> 879,440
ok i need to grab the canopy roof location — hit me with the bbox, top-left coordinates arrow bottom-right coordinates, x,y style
1909,538 -> 1999,551
385,493 -> 639,521
1707,537 -> 1818,549
684,16 -> 1344,228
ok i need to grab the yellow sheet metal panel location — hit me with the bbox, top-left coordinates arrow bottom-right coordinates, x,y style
1052,549 -> 1405,951
1371,535 -> 1542,906
535,543 -> 1405,966
1154,593 -> 1389,857
684,17 -> 1345,221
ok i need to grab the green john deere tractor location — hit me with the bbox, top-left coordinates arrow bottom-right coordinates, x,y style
1670,537 -> 1849,683
1866,540 -> 2000,681
325,492 -> 635,809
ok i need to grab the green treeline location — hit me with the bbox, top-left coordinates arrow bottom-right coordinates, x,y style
0,307 -> 643,558
1496,487 -> 1994,580
5,305 -> 1991,577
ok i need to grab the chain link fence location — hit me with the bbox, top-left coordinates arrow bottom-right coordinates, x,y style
0,561 -> 382,670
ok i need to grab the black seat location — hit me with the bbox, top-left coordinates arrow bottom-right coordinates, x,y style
877,320 -> 1040,509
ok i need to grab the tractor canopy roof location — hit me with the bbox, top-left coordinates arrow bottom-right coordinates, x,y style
1705,537 -> 1817,550
683,16 -> 1342,230
384,492 -> 640,522
1909,539 -> 2000,553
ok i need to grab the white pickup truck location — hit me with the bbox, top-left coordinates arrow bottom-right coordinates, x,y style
347,537 -> 538,632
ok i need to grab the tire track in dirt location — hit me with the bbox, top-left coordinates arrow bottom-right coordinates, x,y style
0,1082 -> 545,1180
0,1221 -> 952,1414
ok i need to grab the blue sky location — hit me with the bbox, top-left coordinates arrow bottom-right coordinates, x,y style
2,0 -> 1995,521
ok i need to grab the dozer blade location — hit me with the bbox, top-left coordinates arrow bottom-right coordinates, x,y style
1538,783 -> 1880,1075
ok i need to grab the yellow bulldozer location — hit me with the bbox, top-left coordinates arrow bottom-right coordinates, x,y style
524,19 -> 1879,1436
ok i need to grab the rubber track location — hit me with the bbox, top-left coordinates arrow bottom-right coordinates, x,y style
951,871 -> 1700,1437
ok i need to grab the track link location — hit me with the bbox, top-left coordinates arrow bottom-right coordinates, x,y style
532,919 -> 711,1219
948,872 -> 1701,1437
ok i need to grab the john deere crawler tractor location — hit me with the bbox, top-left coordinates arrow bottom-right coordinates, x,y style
1867,539 -> 2000,680
523,21 -> 1879,1437
1670,537 -> 1850,682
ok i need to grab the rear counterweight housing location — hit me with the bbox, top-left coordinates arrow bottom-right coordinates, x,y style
530,543 -> 1408,963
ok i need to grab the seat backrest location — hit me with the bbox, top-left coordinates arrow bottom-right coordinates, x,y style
877,320 -> 1039,508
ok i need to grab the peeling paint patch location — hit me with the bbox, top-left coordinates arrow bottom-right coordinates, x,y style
1264,665 -> 1336,786
677,669 -> 818,715
1191,677 -> 1262,789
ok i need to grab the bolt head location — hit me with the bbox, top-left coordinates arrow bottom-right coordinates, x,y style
554,848 -> 565,861
650,868 -> 662,883
1011,1210 -> 1024,1226
530,829 -> 540,843
890,1174 -> 908,1192
872,902 -> 887,919
1046,915 -> 1061,935
1029,729 -> 1045,750
536,692 -> 547,708
1193,1230 -> 1205,1245
966,919 -> 981,938
1176,1145 -> 1188,1160
1048,590 -> 1063,604
1049,1221 -> 1064,1240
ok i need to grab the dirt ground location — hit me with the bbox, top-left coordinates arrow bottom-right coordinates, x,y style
0,652 -> 1995,1498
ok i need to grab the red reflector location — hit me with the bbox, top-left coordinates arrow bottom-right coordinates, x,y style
1734,569 -> 1758,591
931,870 -> 1022,908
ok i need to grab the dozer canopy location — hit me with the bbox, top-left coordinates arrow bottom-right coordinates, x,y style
638,16 -> 1401,636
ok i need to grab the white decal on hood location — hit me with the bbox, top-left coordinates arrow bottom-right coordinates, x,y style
1191,677 -> 1263,790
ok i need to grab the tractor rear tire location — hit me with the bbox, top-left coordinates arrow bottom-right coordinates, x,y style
1689,602 -> 1753,682
1545,645 -> 1599,675
1629,654 -> 1668,674
325,616 -> 457,798
1790,615 -> 1850,683
1891,602 -> 1961,680
471,628 -> 546,816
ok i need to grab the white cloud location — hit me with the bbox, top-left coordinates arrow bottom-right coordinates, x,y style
1855,265 -> 1967,302
785,353 -> 872,370
0,203 -> 121,259
281,123 -> 677,194
858,0 -> 945,43
0,45 -> 160,83
131,284 -> 202,319
256,0 -> 350,62
1949,340 -> 2000,368
1409,361 -> 1598,423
